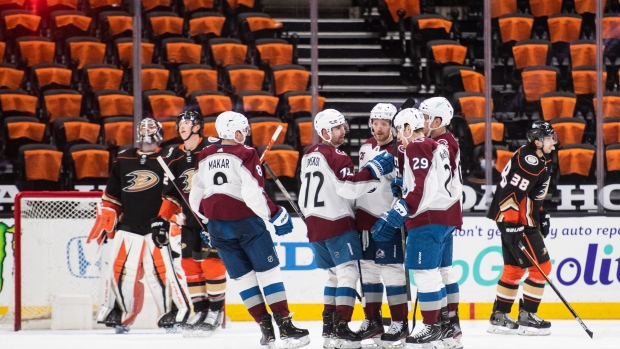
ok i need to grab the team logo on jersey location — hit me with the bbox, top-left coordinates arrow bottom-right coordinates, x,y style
360,152 -> 365,160
525,155 -> 539,166
335,149 -> 347,156
376,249 -> 385,259
437,139 -> 448,146
398,145 -> 405,153
123,170 -> 160,192
180,168 -> 194,192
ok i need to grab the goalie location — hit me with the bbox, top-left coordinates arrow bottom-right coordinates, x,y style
87,118 -> 191,333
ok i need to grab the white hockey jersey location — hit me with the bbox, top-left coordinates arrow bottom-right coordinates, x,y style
433,131 -> 463,227
354,138 -> 405,230
401,136 -> 460,229
299,143 -> 379,242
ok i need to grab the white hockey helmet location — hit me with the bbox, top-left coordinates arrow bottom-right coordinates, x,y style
369,103 -> 397,135
215,111 -> 251,143
138,117 -> 164,146
314,108 -> 348,142
419,97 -> 454,127
393,108 -> 425,137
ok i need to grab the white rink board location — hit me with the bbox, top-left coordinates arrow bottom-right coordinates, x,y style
1,216 -> 620,311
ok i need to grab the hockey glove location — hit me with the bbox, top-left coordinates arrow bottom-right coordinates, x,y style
200,229 -> 211,247
540,209 -> 550,238
150,217 -> 170,248
87,203 -> 117,245
503,223 -> 524,247
371,199 -> 408,242
270,207 -> 293,236
391,177 -> 404,198
365,152 -> 394,179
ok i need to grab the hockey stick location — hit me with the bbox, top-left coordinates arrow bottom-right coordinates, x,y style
156,156 -> 211,247
517,241 -> 594,339
396,97 -> 418,333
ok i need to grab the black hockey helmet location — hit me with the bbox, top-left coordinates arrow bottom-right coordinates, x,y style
176,110 -> 204,134
526,121 -> 557,144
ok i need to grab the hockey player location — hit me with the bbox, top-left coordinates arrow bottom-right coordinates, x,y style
354,103 -> 409,348
486,121 -> 557,336
419,97 -> 464,347
372,108 -> 457,349
299,108 -> 394,349
87,118 -> 190,333
189,111 -> 310,349
150,110 -> 227,337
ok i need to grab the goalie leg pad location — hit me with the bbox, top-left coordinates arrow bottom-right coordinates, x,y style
100,230 -> 146,325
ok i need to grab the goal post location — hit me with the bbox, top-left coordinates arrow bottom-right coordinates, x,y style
9,191 -> 103,331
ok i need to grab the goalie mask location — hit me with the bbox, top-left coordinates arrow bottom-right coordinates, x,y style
393,108 -> 425,139
314,108 -> 349,144
138,118 -> 164,146
369,103 -> 397,136
176,110 -> 203,140
215,111 -> 251,144
419,97 -> 454,128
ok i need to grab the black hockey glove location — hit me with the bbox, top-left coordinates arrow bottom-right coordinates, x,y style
503,222 -> 524,247
150,217 -> 170,248
540,209 -> 550,238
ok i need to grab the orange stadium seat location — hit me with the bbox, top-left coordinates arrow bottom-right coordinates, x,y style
558,143 -> 595,183
0,89 -> 37,118
594,91 -> 620,118
255,38 -> 294,68
236,12 -> 282,44
271,64 -> 309,96
102,116 -> 133,149
190,90 -> 233,117
66,37 -> 106,69
31,62 -> 73,92
281,91 -> 325,121
467,118 -> 505,146
143,90 -> 185,119
51,116 -> 101,152
603,117 -> 620,145
17,144 -> 63,190
2,116 -> 46,161
94,90 -> 134,120
114,38 -> 155,68
208,38 -> 248,68
234,90 -> 278,117
178,63 -> 218,97
0,62 -> 24,89
16,37 -> 56,67
141,63 -> 170,91
550,118 -> 586,146
540,91 -> 577,121
42,89 -> 83,123
248,116 -> 287,148
224,64 -> 265,94
65,143 -> 110,189
452,92 -> 493,121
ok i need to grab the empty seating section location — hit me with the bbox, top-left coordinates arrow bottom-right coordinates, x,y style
0,0 -> 617,193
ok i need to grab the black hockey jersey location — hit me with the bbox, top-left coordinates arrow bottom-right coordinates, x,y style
102,147 -> 167,234
161,137 -> 220,228
486,145 -> 550,227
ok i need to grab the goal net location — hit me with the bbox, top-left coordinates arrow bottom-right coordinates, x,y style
1,191 -> 102,331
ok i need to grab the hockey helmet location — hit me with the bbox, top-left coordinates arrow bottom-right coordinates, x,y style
215,111 -> 250,143
314,108 -> 349,142
369,103 -> 397,135
419,97 -> 454,127
176,110 -> 203,134
138,117 -> 164,146
393,108 -> 425,136
526,121 -> 557,144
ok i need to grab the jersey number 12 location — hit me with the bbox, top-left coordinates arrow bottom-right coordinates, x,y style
303,171 -> 325,208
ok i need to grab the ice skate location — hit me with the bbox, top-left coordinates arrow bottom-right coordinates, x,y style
405,322 -> 444,349
102,307 -> 129,334
322,310 -> 335,349
114,325 -> 130,334
356,318 -> 383,348
381,320 -> 408,349
187,309 -> 224,338
260,313 -> 277,349
181,311 -> 207,336
517,301 -> 551,336
449,315 -> 463,349
333,313 -> 361,349
439,310 -> 457,349
487,301 -> 518,335
273,312 -> 311,348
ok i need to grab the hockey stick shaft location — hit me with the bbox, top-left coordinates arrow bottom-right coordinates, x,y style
259,125 -> 283,163
518,241 -> 594,339
156,156 -> 209,235
262,162 -> 305,220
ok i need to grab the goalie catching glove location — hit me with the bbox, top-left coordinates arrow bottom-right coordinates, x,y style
87,203 -> 117,245
270,207 -> 293,236
371,199 -> 408,242
364,152 -> 394,179
150,217 -> 170,248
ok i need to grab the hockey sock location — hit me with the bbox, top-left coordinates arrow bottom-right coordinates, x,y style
386,285 -> 408,322
412,269 -> 443,325
522,279 -> 545,313
181,257 -> 208,311
444,283 -> 459,318
324,268 -> 337,313
256,267 -> 290,318
362,283 -> 383,319
235,270 -> 268,323
203,257 -> 227,312
495,280 -> 519,313
335,261 -> 359,321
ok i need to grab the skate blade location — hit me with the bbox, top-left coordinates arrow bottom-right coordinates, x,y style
334,338 -> 362,349
486,325 -> 518,335
438,337 -> 457,349
323,337 -> 335,349
164,324 -> 183,334
404,342 -> 441,349
262,341 -> 276,349
114,325 -> 130,334
382,338 -> 405,349
452,338 -> 463,349
361,336 -> 382,348
282,335 -> 311,349
517,326 -> 550,336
